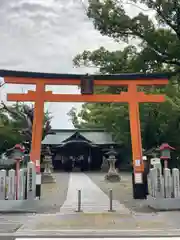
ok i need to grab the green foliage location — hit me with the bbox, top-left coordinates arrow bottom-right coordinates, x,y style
87,0 -> 180,71
70,0 -> 180,161
0,102 -> 52,154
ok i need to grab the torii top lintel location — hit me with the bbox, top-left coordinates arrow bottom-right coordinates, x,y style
1,69 -> 170,103
1,69 -> 169,86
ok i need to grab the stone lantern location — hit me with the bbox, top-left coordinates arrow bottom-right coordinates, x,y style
159,143 -> 175,168
13,144 -> 25,200
42,147 -> 56,184
105,146 -> 120,182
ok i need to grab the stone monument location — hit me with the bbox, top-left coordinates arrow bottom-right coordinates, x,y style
172,168 -> 180,198
7,169 -> 15,200
42,155 -> 56,184
18,169 -> 25,200
0,170 -> 6,200
27,161 -> 36,200
164,167 -> 172,198
104,146 -> 120,182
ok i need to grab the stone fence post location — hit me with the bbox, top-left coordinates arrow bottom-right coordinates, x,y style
164,168 -> 172,198
172,168 -> 180,198
27,161 -> 36,200
0,170 -> 6,200
7,169 -> 15,200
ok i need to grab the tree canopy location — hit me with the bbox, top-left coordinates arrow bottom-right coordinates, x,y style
0,102 -> 52,154
69,0 -> 180,161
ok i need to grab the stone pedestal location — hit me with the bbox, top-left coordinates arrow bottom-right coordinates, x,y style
105,156 -> 120,182
42,156 -> 56,184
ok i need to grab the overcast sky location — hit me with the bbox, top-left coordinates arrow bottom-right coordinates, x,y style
0,0 -> 140,129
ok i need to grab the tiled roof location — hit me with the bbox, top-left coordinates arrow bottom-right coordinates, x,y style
42,129 -> 114,145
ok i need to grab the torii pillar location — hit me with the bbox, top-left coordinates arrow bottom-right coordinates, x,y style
4,79 -> 46,199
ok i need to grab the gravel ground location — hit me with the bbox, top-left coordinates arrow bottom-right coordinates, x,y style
18,212 -> 174,231
39,172 -> 70,213
86,172 -> 154,213
0,173 -> 69,215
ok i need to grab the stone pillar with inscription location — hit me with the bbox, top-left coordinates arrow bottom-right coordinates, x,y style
7,169 -> 15,200
0,170 -> 6,200
154,162 -> 162,175
18,169 -> 25,200
149,165 -> 164,198
157,164 -> 164,197
172,168 -> 180,198
164,168 -> 172,198
27,161 -> 36,200
149,168 -> 156,197
161,175 -> 165,198
154,163 -> 165,197
147,171 -> 152,196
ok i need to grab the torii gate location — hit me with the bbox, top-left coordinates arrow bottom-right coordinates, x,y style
1,70 -> 169,199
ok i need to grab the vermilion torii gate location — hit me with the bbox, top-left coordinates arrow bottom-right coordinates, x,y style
0,70 -> 169,199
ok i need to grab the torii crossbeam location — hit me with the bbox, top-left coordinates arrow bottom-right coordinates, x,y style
1,70 -> 169,199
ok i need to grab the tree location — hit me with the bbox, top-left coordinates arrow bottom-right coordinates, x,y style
86,0 -> 180,72
69,0 -> 180,161
0,102 -> 52,154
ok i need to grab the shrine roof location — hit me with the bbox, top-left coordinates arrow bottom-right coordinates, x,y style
0,69 -> 171,80
42,129 -> 115,145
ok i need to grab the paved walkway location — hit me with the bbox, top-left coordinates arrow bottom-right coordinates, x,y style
15,173 -> 178,233
60,172 -> 130,214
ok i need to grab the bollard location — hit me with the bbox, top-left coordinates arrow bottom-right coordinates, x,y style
108,189 -> 115,212
76,189 -> 82,212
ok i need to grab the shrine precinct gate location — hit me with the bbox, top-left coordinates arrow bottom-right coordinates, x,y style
1,70 -> 169,199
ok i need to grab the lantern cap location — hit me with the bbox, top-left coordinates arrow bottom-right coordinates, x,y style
106,146 -> 118,156
14,144 -> 25,152
159,143 -> 175,151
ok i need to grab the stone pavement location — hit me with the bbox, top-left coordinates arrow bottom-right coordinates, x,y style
18,213 -> 175,232
15,173 -> 180,234
60,172 -> 129,214
87,172 -> 152,213
0,213 -> 34,233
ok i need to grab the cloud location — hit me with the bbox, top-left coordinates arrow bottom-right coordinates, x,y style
0,0 -> 120,129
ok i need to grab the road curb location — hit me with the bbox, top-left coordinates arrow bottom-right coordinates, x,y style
13,229 -> 180,237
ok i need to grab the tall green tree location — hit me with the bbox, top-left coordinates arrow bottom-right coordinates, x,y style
69,0 -> 180,158
86,0 -> 180,72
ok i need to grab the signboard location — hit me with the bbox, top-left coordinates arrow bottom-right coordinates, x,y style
134,173 -> 143,184
81,75 -> 94,94
135,159 -> 141,166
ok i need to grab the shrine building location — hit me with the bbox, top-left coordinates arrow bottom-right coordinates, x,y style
41,129 -> 121,171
